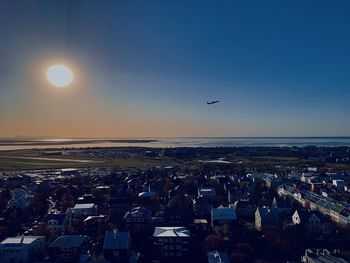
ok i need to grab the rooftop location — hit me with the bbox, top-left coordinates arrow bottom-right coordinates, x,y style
1,236 -> 44,245
212,206 -> 237,220
103,231 -> 129,250
305,249 -> 347,263
73,203 -> 95,209
154,226 -> 190,238
49,235 -> 87,248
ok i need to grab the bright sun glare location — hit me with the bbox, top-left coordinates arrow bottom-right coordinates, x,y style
46,64 -> 74,88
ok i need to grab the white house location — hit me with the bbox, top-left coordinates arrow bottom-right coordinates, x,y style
0,236 -> 45,263
72,203 -> 97,220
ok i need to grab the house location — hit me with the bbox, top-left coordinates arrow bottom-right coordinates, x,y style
72,203 -> 97,220
45,213 -> 68,237
329,204 -> 350,226
211,206 -> 237,237
211,206 -> 237,228
207,251 -> 231,263
138,191 -> 159,212
61,168 -> 79,176
48,235 -> 88,261
332,180 -> 345,191
301,173 -> 315,183
83,215 -> 109,238
138,191 -> 157,198
164,207 -> 192,226
0,236 -> 45,263
7,175 -> 31,187
232,200 -> 256,219
124,207 -> 151,233
198,187 -> 216,200
302,249 -> 347,263
289,171 -> 302,181
292,210 -> 324,235
109,195 -> 130,217
6,188 -> 32,210
190,219 -> 211,240
193,196 -> 213,218
227,188 -> 247,203
271,196 -> 293,215
148,180 -> 162,193
265,175 -> 283,188
76,194 -> 94,204
103,230 -> 131,263
153,227 -> 190,260
255,207 -> 280,231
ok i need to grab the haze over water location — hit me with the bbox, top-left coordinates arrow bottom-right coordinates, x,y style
1,137 -> 350,151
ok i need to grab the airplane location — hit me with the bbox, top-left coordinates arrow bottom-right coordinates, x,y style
207,100 -> 220,105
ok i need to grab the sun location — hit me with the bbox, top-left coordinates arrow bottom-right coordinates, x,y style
46,64 -> 74,88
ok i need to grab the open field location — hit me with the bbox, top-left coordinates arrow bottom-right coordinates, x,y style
1,148 -> 350,173
0,150 -> 183,170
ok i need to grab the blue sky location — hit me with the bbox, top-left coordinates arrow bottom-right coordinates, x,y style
0,0 -> 350,137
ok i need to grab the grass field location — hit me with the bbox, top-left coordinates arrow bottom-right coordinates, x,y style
0,150 -> 183,170
1,149 -> 349,172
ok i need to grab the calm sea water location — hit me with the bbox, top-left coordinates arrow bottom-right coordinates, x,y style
1,137 -> 350,151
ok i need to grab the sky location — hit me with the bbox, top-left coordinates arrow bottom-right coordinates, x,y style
0,0 -> 350,138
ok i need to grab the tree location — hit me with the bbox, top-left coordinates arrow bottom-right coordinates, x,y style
202,234 -> 226,253
251,181 -> 263,205
231,252 -> 250,263
168,194 -> 193,210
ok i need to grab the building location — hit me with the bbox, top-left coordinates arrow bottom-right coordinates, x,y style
190,219 -> 211,240
227,187 -> 246,203
45,213 -> 68,237
198,187 -> 216,200
153,227 -> 190,261
0,236 -> 45,263
83,215 -> 109,238
292,210 -> 324,235
109,195 -> 130,217
211,206 -> 237,228
6,188 -> 31,210
61,168 -> 79,176
124,207 -> 151,233
232,200 -> 256,219
164,207 -> 192,226
211,206 -> 237,237
72,203 -> 97,220
103,230 -> 131,263
302,249 -> 347,263
255,207 -> 280,231
271,196 -> 293,215
48,235 -> 88,261
332,180 -> 345,191
193,196 -> 213,218
207,251 -> 231,263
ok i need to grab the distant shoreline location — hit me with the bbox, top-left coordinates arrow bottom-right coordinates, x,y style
0,139 -> 157,146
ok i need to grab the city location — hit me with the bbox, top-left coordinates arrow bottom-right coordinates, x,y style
0,146 -> 349,262
1,0 -> 350,262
